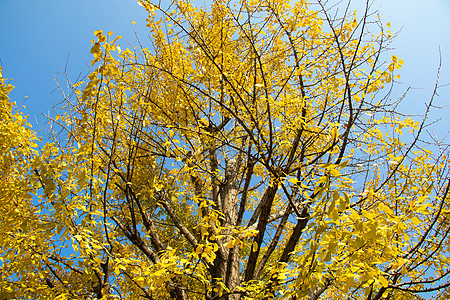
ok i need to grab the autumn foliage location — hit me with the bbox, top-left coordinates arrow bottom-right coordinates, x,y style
1,0 -> 450,299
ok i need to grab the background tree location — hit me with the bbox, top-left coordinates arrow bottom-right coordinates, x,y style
1,0 -> 449,299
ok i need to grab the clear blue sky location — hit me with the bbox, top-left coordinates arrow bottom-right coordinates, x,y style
1,0 -> 449,137
379,0 -> 450,120
0,0 -> 148,128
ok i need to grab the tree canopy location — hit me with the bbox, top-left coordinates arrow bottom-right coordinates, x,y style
1,0 -> 449,299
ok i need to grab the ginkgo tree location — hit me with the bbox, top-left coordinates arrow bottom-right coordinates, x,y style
1,0 -> 450,299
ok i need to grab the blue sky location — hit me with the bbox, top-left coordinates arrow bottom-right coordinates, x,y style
1,0 -> 449,137
379,0 -> 450,119
0,0 -> 148,128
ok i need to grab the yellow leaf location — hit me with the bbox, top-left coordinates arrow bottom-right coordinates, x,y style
379,275 -> 388,288
411,217 -> 421,225
378,203 -> 394,216
252,241 -> 258,252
